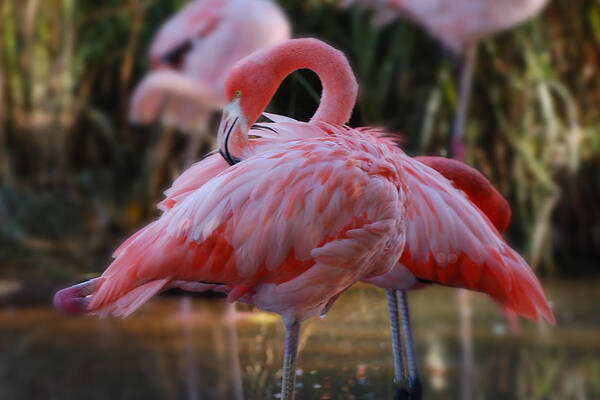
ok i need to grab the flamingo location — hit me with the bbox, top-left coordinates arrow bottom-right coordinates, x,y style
55,38 -> 405,400
341,0 -> 548,158
54,38 -> 554,400
129,0 -> 291,163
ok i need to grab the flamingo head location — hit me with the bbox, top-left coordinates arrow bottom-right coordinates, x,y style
222,51 -> 280,129
217,38 -> 360,165
150,39 -> 193,70
217,49 -> 282,165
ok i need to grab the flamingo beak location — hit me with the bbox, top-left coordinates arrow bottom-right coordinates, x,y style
217,97 -> 246,166
54,277 -> 103,316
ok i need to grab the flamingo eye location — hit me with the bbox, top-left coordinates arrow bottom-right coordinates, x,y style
234,90 -> 242,98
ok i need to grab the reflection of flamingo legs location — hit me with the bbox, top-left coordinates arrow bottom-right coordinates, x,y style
180,296 -> 200,400
458,290 -> 473,400
387,290 -> 422,400
225,302 -> 244,400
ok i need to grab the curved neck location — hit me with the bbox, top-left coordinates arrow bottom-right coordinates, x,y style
228,38 -> 358,127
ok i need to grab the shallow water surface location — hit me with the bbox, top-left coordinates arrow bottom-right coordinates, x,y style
0,279 -> 598,399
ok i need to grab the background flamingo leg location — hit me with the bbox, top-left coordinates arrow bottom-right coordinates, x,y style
451,42 -> 478,163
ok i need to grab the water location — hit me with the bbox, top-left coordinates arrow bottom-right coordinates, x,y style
0,279 -> 598,400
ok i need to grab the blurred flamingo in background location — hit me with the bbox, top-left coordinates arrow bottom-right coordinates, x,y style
54,38 -> 554,400
341,0 -> 549,158
129,0 -> 291,164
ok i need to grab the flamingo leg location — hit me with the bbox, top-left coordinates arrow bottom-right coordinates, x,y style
451,42 -> 478,163
388,290 -> 422,400
281,320 -> 301,400
398,291 -> 422,399
185,130 -> 204,167
386,289 -> 406,383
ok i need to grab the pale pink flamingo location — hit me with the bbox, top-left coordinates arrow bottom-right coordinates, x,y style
129,0 -> 291,163
341,0 -> 548,158
54,38 -> 554,400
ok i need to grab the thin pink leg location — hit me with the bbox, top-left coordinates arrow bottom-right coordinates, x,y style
451,42 -> 478,163
281,320 -> 300,400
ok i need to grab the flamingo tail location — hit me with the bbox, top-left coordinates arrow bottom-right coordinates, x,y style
402,244 -> 555,325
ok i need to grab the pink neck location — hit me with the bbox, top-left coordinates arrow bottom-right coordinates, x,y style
229,38 -> 358,127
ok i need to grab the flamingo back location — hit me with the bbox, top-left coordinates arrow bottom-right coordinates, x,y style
415,156 -> 511,233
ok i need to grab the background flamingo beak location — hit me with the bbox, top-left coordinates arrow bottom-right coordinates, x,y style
157,40 -> 192,70
54,277 -> 103,316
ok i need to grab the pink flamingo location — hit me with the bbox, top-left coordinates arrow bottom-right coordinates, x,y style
129,0 -> 291,162
55,38 -> 553,400
342,0 -> 548,158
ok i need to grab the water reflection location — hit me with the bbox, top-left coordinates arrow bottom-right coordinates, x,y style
0,279 -> 598,399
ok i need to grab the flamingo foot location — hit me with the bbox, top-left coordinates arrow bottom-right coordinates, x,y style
53,278 -> 103,316
394,378 -> 423,400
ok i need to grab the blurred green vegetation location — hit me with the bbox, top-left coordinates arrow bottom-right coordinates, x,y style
0,0 -> 598,283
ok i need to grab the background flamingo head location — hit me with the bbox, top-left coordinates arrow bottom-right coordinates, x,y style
149,39 -> 193,71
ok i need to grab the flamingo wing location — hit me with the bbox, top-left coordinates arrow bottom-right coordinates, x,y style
90,136 -> 405,318
415,156 -> 511,232
154,118 -> 328,213
400,156 -> 554,324
157,153 -> 229,211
